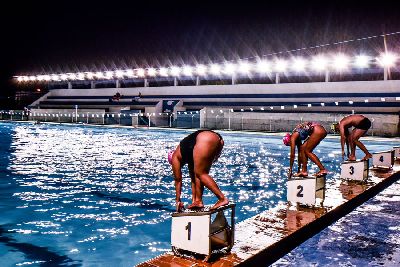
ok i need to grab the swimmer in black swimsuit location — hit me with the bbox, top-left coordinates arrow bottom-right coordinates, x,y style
168,130 -> 228,211
333,114 -> 372,161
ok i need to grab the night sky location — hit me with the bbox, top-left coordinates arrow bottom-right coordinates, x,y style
1,0 -> 399,106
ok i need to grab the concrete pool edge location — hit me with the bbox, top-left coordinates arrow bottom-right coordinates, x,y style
238,167 -> 400,266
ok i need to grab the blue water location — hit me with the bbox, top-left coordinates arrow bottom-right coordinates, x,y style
0,122 -> 398,266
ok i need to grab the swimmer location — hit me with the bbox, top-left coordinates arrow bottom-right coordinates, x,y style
333,114 -> 372,161
283,122 -> 328,178
168,130 -> 228,212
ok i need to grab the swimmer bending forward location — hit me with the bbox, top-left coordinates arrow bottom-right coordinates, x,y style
168,130 -> 229,212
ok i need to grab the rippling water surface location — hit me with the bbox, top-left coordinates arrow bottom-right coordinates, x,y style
0,122 -> 397,266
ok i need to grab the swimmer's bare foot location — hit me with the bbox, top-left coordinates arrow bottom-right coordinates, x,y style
293,171 -> 308,177
362,153 -> 372,161
315,169 -> 328,177
348,156 -> 356,161
187,201 -> 204,210
210,197 -> 229,210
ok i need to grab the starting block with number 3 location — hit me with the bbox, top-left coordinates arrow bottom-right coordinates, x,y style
171,204 -> 235,260
394,146 -> 400,159
340,159 -> 369,181
372,150 -> 394,169
287,176 -> 326,206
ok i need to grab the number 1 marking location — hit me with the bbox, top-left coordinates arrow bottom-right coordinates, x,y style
185,222 -> 191,240
297,185 -> 304,197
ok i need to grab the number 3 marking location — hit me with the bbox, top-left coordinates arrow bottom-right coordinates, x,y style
349,166 -> 354,175
297,185 -> 304,197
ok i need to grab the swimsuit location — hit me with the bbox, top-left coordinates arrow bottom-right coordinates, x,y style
180,130 -> 223,166
356,117 -> 371,131
293,122 -> 318,141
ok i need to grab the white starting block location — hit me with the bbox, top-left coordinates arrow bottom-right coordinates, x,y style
287,176 -> 326,206
171,204 -> 235,260
372,150 -> 394,169
340,159 -> 369,181
394,146 -> 400,159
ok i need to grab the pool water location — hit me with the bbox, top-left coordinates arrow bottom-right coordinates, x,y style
0,122 -> 397,266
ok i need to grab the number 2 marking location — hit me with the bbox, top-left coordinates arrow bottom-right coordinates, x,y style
185,222 -> 191,240
349,166 -> 354,175
297,185 -> 304,197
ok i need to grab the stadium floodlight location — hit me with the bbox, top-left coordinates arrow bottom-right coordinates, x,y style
292,57 -> 306,72
29,76 -> 37,81
224,63 -> 236,75
256,60 -> 271,73
67,73 -> 76,80
333,54 -> 349,71
17,76 -> 24,82
22,76 -> 29,82
195,64 -> 207,76
170,66 -> 181,76
43,75 -> 51,81
51,75 -> 59,81
136,68 -> 145,77
147,68 -> 157,76
210,64 -> 221,75
159,67 -> 168,77
354,55 -> 370,68
238,61 -> 251,74
77,73 -> 85,80
125,69 -> 135,77
86,72 -> 94,79
275,59 -> 287,72
311,55 -> 328,71
182,66 -> 193,76
377,52 -> 397,67
115,70 -> 125,78
95,72 -> 104,79
37,75 -> 45,81
105,71 -> 114,79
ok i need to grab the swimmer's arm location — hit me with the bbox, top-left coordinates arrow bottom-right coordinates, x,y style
288,139 -> 297,179
171,159 -> 183,206
339,125 -> 347,158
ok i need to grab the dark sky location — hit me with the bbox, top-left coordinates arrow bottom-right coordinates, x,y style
1,0 -> 400,98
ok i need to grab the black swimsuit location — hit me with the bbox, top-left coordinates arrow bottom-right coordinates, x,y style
356,117 -> 371,130
179,130 -> 223,166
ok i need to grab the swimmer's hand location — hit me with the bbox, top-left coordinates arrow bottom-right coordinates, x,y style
176,201 -> 184,212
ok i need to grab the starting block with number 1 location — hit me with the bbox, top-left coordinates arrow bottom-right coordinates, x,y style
171,204 -> 235,260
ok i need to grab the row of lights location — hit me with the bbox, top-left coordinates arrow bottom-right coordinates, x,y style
15,53 -> 398,82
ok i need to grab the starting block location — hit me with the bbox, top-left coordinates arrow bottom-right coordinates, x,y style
340,159 -> 369,181
287,176 -> 326,206
372,150 -> 394,169
394,146 -> 400,159
171,204 -> 235,260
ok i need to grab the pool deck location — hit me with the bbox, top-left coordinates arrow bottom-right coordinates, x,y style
137,159 -> 400,267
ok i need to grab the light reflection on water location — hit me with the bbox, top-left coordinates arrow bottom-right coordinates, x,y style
0,122 -> 398,266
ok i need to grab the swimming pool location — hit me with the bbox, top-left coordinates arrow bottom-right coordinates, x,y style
0,122 -> 398,266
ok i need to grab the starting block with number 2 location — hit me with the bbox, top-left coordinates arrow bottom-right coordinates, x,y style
372,150 -> 394,169
287,176 -> 326,206
340,159 -> 369,181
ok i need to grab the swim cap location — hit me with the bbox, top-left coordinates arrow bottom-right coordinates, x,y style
168,150 -> 174,164
283,133 -> 291,146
